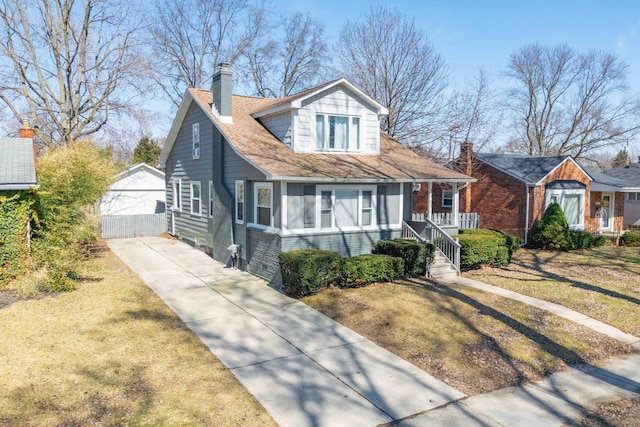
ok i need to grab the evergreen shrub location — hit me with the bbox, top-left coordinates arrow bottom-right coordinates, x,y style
530,203 -> 574,250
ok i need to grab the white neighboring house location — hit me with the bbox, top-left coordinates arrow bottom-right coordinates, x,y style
100,163 -> 166,216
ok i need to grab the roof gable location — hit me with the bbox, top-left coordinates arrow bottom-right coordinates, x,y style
0,138 -> 38,190
250,78 -> 389,119
474,153 -> 589,185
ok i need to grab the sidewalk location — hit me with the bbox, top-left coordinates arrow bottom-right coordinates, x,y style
107,237 -> 464,427
108,237 -> 640,427
395,277 -> 640,426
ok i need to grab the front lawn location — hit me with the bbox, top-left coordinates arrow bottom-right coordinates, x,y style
466,246 -> 640,337
0,245 -> 276,426
302,277 -> 633,396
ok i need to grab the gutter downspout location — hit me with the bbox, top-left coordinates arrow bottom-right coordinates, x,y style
524,184 -> 530,245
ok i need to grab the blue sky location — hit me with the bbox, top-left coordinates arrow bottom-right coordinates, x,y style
282,0 -> 640,92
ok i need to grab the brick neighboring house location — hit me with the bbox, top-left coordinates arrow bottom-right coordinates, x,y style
414,143 -> 633,243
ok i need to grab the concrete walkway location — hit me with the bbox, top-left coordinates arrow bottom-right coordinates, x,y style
396,277 -> 640,426
107,237 -> 464,427
108,237 -> 640,427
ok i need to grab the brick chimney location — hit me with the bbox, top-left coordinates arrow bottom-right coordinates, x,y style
460,141 -> 474,212
19,122 -> 34,139
212,62 -> 233,124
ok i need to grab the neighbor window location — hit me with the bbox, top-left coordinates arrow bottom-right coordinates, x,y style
442,190 -> 453,208
546,190 -> 584,229
192,123 -> 200,159
172,179 -> 182,211
315,114 -> 361,151
628,192 -> 640,201
190,181 -> 201,215
255,183 -> 272,227
235,180 -> 244,224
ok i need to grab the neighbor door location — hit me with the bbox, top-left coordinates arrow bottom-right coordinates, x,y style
601,193 -> 613,231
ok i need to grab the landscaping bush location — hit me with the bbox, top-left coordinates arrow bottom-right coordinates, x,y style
457,229 -> 521,269
621,230 -> 640,247
570,230 -> 595,249
279,249 -> 342,296
592,235 -> 608,247
341,254 -> 404,288
375,239 -> 434,277
0,193 -> 35,288
457,233 -> 499,269
530,203 -> 574,250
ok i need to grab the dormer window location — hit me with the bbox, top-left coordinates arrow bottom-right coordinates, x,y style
315,114 -> 361,151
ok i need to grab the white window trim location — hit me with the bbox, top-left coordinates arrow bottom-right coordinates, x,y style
313,113 -> 363,153
172,179 -> 182,212
208,180 -> 213,218
545,189 -> 585,229
316,185 -> 378,231
253,182 -> 273,228
442,190 -> 453,208
192,122 -> 200,159
627,192 -> 640,202
235,180 -> 245,224
190,181 -> 202,216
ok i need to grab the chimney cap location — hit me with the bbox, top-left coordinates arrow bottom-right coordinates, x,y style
217,62 -> 231,70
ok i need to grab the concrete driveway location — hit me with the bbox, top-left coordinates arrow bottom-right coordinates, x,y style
108,237 -> 464,427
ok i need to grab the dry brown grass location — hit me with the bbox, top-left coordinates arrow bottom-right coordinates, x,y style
572,397 -> 640,427
303,277 -> 634,396
466,247 -> 640,336
0,246 -> 275,426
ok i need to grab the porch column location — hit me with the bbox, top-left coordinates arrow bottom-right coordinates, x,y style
452,182 -> 459,226
427,182 -> 433,220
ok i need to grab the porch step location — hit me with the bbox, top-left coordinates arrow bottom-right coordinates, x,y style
428,250 -> 458,280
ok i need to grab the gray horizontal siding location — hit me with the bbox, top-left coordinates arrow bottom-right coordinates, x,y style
261,112 -> 292,147
281,228 -> 402,258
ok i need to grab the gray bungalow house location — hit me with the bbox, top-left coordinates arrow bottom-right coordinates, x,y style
158,64 -> 473,285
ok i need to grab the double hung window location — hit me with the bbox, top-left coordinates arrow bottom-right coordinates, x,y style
255,183 -> 272,227
315,114 -> 361,151
190,181 -> 201,215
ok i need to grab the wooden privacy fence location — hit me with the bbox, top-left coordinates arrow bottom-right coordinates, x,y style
101,213 -> 166,239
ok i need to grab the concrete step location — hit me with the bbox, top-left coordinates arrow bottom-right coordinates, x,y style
428,250 -> 458,279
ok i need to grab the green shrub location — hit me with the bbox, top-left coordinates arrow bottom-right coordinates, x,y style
570,230 -> 595,249
279,249 -> 342,297
457,234 -> 499,269
457,228 -> 521,269
341,254 -> 404,288
530,203 -> 574,250
0,193 -> 35,288
621,230 -> 640,247
592,235 -> 608,247
375,239 -> 434,277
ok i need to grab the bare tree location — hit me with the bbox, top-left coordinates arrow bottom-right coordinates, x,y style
245,11 -> 329,98
337,6 -> 449,147
427,67 -> 502,162
505,43 -> 640,157
0,0 -> 145,147
148,0 -> 268,107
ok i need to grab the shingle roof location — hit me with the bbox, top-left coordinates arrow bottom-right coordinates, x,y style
585,168 -> 630,188
473,153 -> 574,184
602,163 -> 640,184
0,138 -> 37,190
187,89 -> 471,182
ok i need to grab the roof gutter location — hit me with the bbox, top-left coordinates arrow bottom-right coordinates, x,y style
269,176 -> 476,183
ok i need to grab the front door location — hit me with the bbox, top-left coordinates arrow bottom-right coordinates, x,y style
601,193 -> 613,231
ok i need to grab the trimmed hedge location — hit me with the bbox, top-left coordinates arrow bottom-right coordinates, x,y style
457,228 -> 521,269
622,230 -> 640,247
570,230 -> 594,249
279,249 -> 342,297
341,254 -> 404,288
375,239 -> 435,277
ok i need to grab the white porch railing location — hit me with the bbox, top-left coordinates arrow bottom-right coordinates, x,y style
412,212 -> 479,229
424,217 -> 461,274
402,220 -> 427,243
